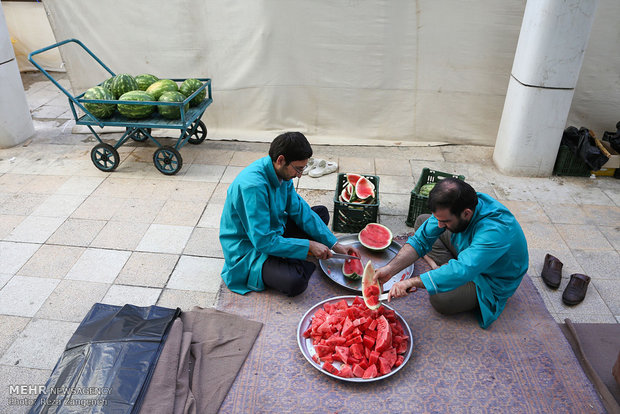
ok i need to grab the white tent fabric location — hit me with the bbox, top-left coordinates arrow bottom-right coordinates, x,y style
32,0 -> 620,146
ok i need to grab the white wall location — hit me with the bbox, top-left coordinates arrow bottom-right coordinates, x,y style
7,0 -> 620,146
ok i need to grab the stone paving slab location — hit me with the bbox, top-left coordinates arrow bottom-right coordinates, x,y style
0,319 -> 80,370
35,280 -> 109,323
17,245 -> 84,279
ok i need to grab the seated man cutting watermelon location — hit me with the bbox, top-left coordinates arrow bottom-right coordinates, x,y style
219,132 -> 357,296
374,178 -> 528,329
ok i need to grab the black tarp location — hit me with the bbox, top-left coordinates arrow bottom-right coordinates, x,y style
29,303 -> 180,414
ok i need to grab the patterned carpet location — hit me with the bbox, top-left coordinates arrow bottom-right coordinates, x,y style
216,237 -> 604,413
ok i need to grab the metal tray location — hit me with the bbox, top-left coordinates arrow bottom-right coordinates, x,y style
319,234 -> 414,292
297,295 -> 413,382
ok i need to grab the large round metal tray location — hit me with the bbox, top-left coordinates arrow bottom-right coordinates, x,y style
297,295 -> 413,382
319,234 -> 414,292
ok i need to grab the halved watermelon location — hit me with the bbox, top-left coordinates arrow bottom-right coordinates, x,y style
355,176 -> 375,200
358,223 -> 393,251
342,250 -> 363,280
361,261 -> 381,310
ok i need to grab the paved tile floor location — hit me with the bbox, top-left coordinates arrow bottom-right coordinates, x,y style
0,72 -> 619,411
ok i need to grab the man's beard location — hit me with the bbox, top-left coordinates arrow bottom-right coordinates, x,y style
450,218 -> 470,233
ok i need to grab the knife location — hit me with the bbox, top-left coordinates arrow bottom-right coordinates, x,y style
378,292 -> 389,302
330,252 -> 361,260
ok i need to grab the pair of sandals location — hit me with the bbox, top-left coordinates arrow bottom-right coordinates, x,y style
303,157 -> 338,177
541,253 -> 591,306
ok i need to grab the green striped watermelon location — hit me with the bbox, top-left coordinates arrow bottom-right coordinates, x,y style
111,74 -> 138,99
146,79 -> 178,100
117,91 -> 156,119
101,77 -> 114,93
179,78 -> 206,107
135,74 -> 159,91
83,86 -> 116,119
158,91 -> 189,119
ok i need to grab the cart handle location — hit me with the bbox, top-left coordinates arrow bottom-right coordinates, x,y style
28,39 -> 117,127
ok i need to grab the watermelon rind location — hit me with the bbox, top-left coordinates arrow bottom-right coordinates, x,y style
340,187 -> 351,203
361,261 -> 381,310
110,74 -> 138,99
358,223 -> 393,251
157,91 -> 189,120
83,86 -> 116,119
179,78 -> 206,107
346,173 -> 363,186
117,91 -> 156,119
355,177 -> 375,200
135,74 -> 160,91
146,79 -> 179,100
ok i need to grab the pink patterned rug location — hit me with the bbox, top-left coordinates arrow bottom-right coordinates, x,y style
216,236 -> 604,413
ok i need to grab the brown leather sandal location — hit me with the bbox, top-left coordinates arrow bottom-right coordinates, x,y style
562,273 -> 591,306
541,253 -> 563,289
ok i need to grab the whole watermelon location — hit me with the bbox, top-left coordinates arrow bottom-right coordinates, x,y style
117,91 -> 156,119
110,74 -> 138,99
179,78 -> 206,107
146,79 -> 178,100
83,86 -> 116,119
158,91 -> 189,119
101,77 -> 115,93
135,74 -> 159,91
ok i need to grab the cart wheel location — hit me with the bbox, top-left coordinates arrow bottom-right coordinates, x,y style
187,120 -> 207,145
153,146 -> 183,175
91,143 -> 120,172
128,128 -> 152,142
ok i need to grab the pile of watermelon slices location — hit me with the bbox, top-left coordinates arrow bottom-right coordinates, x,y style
302,297 -> 409,379
339,173 -> 376,205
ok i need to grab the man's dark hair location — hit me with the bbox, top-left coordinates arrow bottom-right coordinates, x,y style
268,132 -> 313,163
428,177 -> 478,216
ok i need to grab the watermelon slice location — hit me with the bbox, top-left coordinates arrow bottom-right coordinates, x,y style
355,176 -> 375,200
358,223 -> 393,251
342,250 -> 363,280
361,261 -> 381,310
374,315 -> 393,352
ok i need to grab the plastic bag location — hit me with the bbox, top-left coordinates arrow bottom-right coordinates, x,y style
561,126 -> 609,171
29,303 -> 180,414
602,121 -> 620,153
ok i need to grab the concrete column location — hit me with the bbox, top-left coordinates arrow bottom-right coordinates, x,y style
493,0 -> 598,176
0,2 -> 34,148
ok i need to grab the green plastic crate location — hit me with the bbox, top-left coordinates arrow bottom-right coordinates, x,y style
332,173 -> 379,233
405,168 -> 465,227
553,145 -> 591,177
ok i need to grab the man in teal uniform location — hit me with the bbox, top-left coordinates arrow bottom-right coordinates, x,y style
220,132 -> 355,296
374,178 -> 528,328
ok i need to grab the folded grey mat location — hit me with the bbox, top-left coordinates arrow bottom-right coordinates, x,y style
139,307 -> 262,414
560,319 -> 620,414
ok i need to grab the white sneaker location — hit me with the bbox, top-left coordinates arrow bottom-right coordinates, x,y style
302,158 -> 319,175
308,160 -> 338,177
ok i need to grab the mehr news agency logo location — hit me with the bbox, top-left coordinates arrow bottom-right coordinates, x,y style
7,384 -> 111,407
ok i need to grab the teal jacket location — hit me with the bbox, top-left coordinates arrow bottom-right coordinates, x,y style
407,193 -> 528,329
220,156 -> 338,294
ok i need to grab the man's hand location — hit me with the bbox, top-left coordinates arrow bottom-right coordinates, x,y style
374,266 -> 393,286
308,240 -> 331,260
332,242 -> 361,258
387,277 -> 420,301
